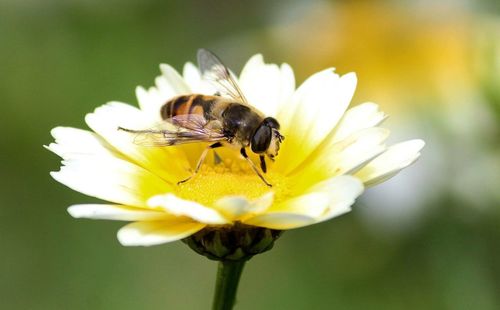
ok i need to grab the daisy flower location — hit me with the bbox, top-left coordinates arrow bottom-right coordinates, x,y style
47,50 -> 424,259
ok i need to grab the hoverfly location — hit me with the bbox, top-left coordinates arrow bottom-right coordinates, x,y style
119,49 -> 284,187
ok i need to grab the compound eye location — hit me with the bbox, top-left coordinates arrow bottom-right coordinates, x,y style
251,125 -> 272,154
263,117 -> 280,129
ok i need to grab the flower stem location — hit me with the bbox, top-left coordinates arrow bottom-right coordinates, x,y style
212,260 -> 246,310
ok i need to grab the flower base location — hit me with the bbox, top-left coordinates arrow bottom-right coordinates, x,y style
182,222 -> 283,261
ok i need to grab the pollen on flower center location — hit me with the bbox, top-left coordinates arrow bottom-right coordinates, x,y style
174,163 -> 291,206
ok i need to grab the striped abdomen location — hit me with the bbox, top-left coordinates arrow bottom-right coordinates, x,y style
160,94 -> 217,120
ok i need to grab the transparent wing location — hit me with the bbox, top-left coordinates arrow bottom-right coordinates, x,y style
118,115 -> 226,147
197,48 -> 249,104
132,130 -> 178,147
169,114 -> 210,132
167,114 -> 226,143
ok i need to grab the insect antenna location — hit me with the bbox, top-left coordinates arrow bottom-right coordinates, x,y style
117,126 -> 165,134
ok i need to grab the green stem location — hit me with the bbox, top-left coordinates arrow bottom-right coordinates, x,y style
212,260 -> 246,310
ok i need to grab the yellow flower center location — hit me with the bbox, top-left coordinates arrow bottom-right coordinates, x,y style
174,161 -> 292,206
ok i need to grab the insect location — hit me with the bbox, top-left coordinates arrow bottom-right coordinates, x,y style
118,49 -> 284,187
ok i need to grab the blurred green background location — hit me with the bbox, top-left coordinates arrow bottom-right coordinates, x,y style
1,0 -> 500,309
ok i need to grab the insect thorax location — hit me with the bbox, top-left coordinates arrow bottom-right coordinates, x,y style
221,103 -> 262,143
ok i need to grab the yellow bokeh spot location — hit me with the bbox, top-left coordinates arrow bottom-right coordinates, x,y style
174,160 -> 292,207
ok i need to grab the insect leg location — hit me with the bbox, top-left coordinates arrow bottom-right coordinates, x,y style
259,155 -> 267,173
178,142 -> 222,185
240,148 -> 272,187
213,150 -> 223,165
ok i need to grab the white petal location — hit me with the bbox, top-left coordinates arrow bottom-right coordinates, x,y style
136,86 -> 150,111
135,64 -> 189,122
148,194 -> 229,225
239,55 -> 295,117
333,102 -> 387,142
243,212 -> 316,230
68,204 -> 171,221
213,192 -> 274,220
46,127 -> 115,160
355,139 -> 425,186
268,192 -> 332,218
85,101 -> 153,158
268,175 -> 363,221
182,62 -> 217,95
310,175 -> 364,223
85,102 -> 190,184
275,70 -> 357,174
247,191 -> 275,214
51,156 -> 170,206
291,127 -> 389,190
117,220 -> 205,246
332,130 -> 388,175
135,86 -> 164,123
213,196 -> 250,219
183,62 -> 201,86
159,64 -> 191,95
246,176 -> 363,229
